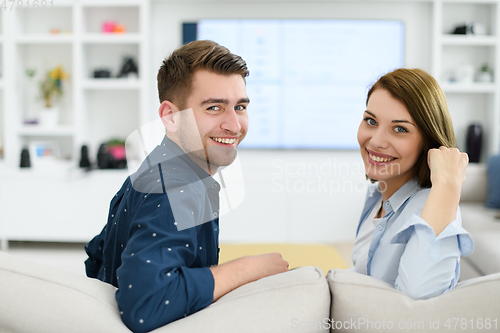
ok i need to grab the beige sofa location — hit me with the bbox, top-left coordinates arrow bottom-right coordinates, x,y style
1,250 -> 499,333
459,163 -> 500,279
1,163 -> 499,332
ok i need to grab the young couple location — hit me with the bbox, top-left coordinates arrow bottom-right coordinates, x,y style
85,40 -> 473,333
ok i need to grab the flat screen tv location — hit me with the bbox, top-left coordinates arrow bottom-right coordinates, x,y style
183,19 -> 405,149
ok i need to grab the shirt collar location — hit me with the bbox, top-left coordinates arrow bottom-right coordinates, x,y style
368,178 -> 420,213
141,135 -> 218,191
385,178 -> 420,212
164,136 -> 219,191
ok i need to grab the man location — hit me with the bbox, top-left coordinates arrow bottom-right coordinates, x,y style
85,40 -> 289,333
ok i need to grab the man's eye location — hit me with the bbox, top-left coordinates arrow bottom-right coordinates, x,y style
235,105 -> 246,112
207,106 -> 220,111
364,117 -> 377,126
395,126 -> 408,133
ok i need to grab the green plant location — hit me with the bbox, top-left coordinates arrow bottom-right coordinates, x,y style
39,65 -> 69,108
480,63 -> 491,73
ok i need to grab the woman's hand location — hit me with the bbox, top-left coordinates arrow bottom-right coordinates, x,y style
421,146 -> 469,236
427,146 -> 469,190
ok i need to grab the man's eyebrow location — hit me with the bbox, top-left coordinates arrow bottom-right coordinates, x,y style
201,98 -> 228,105
201,98 -> 250,105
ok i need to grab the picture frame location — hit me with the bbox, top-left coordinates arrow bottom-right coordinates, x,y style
29,141 -> 60,167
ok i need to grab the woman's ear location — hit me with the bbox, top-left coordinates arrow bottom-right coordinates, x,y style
159,101 -> 178,133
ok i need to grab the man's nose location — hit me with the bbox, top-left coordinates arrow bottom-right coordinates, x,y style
221,109 -> 242,134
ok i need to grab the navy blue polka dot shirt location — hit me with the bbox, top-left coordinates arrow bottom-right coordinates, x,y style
85,136 -> 220,333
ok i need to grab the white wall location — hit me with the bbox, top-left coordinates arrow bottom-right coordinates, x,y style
148,0 -> 433,244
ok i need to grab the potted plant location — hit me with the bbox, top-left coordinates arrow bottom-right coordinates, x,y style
477,63 -> 493,83
38,65 -> 69,127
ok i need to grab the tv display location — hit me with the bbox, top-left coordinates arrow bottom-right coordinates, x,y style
183,19 -> 405,149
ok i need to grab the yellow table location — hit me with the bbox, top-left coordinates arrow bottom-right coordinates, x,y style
219,243 -> 348,275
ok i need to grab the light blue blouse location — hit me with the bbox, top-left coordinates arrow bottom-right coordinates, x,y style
352,178 -> 474,299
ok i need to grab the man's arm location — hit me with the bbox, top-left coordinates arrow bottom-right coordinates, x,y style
210,253 -> 289,301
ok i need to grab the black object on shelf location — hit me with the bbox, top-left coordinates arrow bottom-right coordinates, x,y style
79,145 -> 91,168
117,57 -> 138,78
97,143 -> 127,169
97,143 -> 113,169
466,123 -> 483,163
20,148 -> 31,168
93,69 -> 111,78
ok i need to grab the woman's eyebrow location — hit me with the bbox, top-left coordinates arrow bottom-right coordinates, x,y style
392,119 -> 415,126
365,110 -> 415,126
364,110 -> 376,118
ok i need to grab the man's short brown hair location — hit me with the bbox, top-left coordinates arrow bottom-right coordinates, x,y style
157,40 -> 249,109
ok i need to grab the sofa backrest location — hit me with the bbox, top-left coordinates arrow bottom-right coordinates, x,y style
460,163 -> 488,203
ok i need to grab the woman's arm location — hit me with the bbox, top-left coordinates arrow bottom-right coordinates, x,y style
420,146 -> 469,236
394,147 -> 472,299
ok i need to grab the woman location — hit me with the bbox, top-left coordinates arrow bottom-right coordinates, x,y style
352,68 -> 474,299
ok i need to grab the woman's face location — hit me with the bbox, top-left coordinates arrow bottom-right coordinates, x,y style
357,88 -> 424,193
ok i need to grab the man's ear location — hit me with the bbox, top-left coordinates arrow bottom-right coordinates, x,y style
159,101 -> 178,133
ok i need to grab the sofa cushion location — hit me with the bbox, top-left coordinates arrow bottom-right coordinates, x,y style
327,269 -> 500,333
485,154 -> 500,208
0,252 -> 330,333
460,202 -> 500,275
0,251 -> 127,333
156,266 -> 331,332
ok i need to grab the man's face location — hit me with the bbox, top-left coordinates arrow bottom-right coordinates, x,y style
176,70 -> 249,174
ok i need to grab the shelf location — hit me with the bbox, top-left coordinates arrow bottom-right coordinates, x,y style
440,82 -> 497,93
81,1 -> 142,7
15,34 -> 73,44
18,125 -> 75,136
81,33 -> 141,44
82,78 -> 141,90
441,35 -> 497,46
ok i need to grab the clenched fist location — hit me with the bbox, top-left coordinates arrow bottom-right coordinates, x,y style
428,146 -> 469,189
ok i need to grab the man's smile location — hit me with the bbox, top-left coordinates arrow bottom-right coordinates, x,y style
210,137 -> 238,145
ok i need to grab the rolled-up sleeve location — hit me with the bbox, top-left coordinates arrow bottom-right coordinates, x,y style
390,208 -> 474,299
116,190 -> 214,333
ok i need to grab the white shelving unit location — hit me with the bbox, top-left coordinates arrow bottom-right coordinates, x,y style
0,0 -> 149,170
0,11 -> 4,164
0,0 -> 149,249
432,0 -> 500,159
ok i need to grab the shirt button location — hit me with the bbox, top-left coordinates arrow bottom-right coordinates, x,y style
213,212 -> 218,218
369,251 -> 373,257
377,225 -> 383,231
385,201 -> 391,207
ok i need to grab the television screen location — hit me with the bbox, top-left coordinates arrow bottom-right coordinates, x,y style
183,19 -> 405,149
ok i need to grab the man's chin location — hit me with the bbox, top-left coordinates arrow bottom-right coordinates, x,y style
206,146 -> 238,167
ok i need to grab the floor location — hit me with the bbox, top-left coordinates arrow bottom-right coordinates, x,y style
2,240 -> 355,277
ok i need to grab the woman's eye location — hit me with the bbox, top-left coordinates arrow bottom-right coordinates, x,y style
364,117 -> 377,126
394,126 -> 408,133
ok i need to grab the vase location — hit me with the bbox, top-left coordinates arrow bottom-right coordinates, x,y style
39,106 -> 60,128
477,71 -> 493,83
